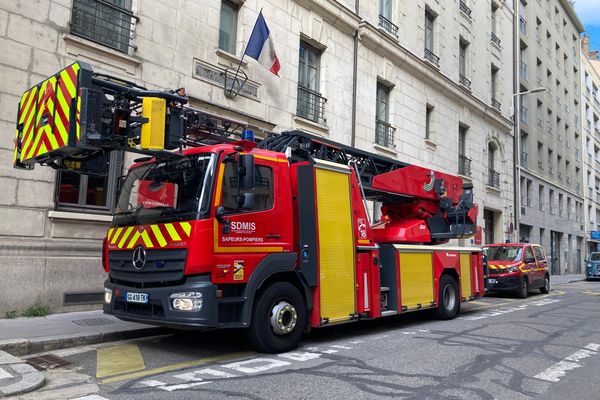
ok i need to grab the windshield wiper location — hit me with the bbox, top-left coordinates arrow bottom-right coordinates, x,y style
153,206 -> 183,221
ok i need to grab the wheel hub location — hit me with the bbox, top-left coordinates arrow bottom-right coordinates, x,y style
443,285 -> 456,310
270,301 -> 298,335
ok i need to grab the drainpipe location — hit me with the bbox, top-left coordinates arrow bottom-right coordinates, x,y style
351,0 -> 360,147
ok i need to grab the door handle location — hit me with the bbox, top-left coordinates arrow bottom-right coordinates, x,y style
266,234 -> 281,239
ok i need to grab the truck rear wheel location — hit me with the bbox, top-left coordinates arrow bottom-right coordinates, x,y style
435,274 -> 460,320
247,282 -> 306,353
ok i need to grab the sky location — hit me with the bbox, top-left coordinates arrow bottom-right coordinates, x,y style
573,0 -> 600,51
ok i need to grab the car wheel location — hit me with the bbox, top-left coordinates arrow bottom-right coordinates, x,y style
435,274 -> 460,320
518,277 -> 528,298
540,274 -> 550,294
247,282 -> 306,353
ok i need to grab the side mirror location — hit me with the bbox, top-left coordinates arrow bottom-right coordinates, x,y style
239,154 -> 255,191
239,192 -> 255,210
215,206 -> 226,223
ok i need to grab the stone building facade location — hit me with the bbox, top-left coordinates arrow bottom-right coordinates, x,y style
516,0 -> 585,274
0,0 -> 513,315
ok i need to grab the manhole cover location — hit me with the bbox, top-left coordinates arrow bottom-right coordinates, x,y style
26,354 -> 71,371
72,318 -> 114,327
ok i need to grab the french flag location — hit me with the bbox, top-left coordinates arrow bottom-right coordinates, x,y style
244,12 -> 280,76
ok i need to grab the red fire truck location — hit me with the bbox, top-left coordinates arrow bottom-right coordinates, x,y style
13,62 -> 484,353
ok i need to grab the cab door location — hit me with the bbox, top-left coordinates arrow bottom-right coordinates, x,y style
523,246 -> 537,286
212,155 -> 293,284
533,245 -> 548,284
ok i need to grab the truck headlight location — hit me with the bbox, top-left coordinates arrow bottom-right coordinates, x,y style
170,292 -> 203,311
104,288 -> 113,304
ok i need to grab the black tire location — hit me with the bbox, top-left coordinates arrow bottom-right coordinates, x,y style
435,274 -> 460,320
540,274 -> 550,294
247,282 -> 307,353
518,277 -> 529,298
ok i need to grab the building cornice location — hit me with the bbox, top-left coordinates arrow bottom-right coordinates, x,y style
293,0 -> 361,35
358,22 -> 513,133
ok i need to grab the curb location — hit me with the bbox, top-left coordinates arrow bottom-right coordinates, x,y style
0,327 -> 168,357
0,351 -> 45,398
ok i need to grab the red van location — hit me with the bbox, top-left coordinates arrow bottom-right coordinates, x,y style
483,243 -> 550,298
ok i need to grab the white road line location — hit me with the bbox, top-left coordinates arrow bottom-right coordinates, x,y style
330,345 -> 352,349
321,349 -> 338,354
70,396 -> 111,400
279,352 -> 322,362
534,343 -> 600,382
0,367 -> 13,380
222,357 -> 291,374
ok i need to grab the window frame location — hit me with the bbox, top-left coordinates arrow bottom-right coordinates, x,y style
218,0 -> 239,55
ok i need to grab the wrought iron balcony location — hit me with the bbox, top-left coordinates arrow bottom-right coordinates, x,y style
71,0 -> 138,54
488,169 -> 500,188
519,17 -> 527,35
519,105 -> 528,124
538,159 -> 544,170
375,120 -> 396,148
297,86 -> 327,124
379,15 -> 399,37
459,74 -> 471,89
459,1 -> 472,17
491,98 -> 501,111
458,155 -> 471,176
521,151 -> 528,168
491,32 -> 501,47
536,116 -> 543,127
424,48 -> 440,67
519,61 -> 528,80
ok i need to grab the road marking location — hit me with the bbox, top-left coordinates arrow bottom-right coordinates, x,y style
534,343 -> 600,382
222,357 -> 291,374
467,300 -> 491,306
100,351 -> 253,384
330,345 -> 352,349
96,344 -> 145,378
0,367 -> 13,380
70,396 -> 111,400
279,352 -> 322,362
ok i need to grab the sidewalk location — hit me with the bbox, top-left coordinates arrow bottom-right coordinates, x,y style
0,310 -> 166,397
550,273 -> 586,285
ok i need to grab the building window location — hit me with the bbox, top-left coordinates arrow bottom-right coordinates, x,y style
491,65 -> 500,110
488,143 -> 500,188
491,2 -> 501,46
424,9 -> 439,66
219,0 -> 238,54
297,41 -> 326,124
56,152 -> 123,212
459,39 -> 470,88
425,104 -> 433,140
375,82 -> 395,147
458,125 -> 471,176
71,0 -> 136,54
379,0 -> 398,37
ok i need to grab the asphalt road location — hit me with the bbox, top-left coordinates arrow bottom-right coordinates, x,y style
18,280 -> 600,400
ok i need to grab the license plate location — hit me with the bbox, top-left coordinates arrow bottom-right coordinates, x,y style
126,292 -> 148,304
488,278 -> 497,284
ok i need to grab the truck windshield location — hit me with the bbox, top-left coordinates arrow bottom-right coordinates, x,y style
484,246 -> 523,262
114,154 -> 216,226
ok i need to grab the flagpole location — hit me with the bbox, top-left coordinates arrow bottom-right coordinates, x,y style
227,8 -> 263,97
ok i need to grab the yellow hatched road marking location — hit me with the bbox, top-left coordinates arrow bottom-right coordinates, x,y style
100,351 -> 253,384
96,344 -> 145,378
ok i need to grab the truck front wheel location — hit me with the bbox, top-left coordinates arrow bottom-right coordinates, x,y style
435,274 -> 460,320
247,282 -> 307,353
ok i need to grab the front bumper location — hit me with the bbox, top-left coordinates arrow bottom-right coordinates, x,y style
486,274 -> 521,292
586,264 -> 600,279
104,275 -> 219,329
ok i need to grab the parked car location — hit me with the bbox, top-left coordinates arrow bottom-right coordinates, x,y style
483,243 -> 550,298
586,252 -> 600,280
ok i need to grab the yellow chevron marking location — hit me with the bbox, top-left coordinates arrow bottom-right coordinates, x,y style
111,227 -> 124,245
96,344 -> 145,378
118,226 -> 134,248
140,230 -> 153,248
127,230 -> 141,249
181,222 -> 191,237
165,223 -> 181,241
151,225 -> 167,247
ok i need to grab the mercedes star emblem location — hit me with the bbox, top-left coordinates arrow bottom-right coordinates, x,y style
132,246 -> 147,270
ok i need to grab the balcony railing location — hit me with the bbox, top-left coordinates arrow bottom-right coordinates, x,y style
520,105 -> 528,124
491,32 -> 501,47
519,17 -> 527,35
375,120 -> 396,148
488,169 -> 500,188
538,159 -> 544,170
521,151 -> 528,168
491,98 -> 501,111
297,86 -> 327,124
459,74 -> 471,89
71,0 -> 138,54
520,61 -> 528,80
459,1 -> 472,17
536,116 -> 543,127
536,76 -> 542,86
458,155 -> 471,176
424,48 -> 440,66
379,15 -> 399,37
